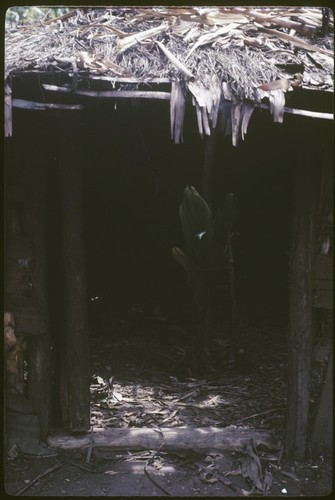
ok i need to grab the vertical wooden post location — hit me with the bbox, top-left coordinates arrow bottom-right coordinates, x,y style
58,112 -> 90,432
285,158 -> 316,461
24,120 -> 52,442
310,139 -> 333,456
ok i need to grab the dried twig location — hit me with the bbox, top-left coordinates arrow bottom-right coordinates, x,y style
239,407 -> 286,422
16,463 -> 63,496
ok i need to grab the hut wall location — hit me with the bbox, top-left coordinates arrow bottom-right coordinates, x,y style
285,121 -> 333,460
4,114 -> 52,441
310,139 -> 333,457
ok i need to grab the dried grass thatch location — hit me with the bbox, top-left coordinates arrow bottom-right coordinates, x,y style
4,6 -> 334,143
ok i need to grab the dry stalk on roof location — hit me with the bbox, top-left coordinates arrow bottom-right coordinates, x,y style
4,6 -> 334,143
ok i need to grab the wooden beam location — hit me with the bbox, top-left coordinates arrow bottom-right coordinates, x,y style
89,76 -> 171,84
12,99 -> 83,111
42,85 -> 171,100
58,112 -> 90,432
48,426 -> 279,452
259,103 -> 333,120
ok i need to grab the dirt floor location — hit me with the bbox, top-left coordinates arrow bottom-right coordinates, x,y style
3,304 -> 333,497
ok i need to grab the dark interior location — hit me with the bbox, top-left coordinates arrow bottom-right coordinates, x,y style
80,99 -> 293,320
11,94 -> 332,336
9,80 -> 332,335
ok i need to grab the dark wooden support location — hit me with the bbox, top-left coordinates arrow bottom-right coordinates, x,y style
310,138 -> 333,456
58,112 -> 90,432
285,158 -> 316,461
23,122 -> 52,442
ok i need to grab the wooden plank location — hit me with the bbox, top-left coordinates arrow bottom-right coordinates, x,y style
48,426 -> 279,452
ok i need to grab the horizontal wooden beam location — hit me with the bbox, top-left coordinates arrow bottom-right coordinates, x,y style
89,76 -> 171,84
12,99 -> 83,111
259,103 -> 333,120
42,84 -> 171,100
48,426 -> 279,452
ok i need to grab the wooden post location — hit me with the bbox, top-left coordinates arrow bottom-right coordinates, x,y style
285,156 -> 316,461
23,120 -> 52,442
58,112 -> 90,432
310,139 -> 333,456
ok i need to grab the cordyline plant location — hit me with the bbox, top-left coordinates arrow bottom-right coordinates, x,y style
172,186 -> 236,361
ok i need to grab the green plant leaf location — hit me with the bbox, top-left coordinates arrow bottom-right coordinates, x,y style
179,186 -> 212,244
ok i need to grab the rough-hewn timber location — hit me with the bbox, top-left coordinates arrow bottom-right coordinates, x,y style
285,145 -> 316,461
58,111 -> 91,432
23,120 -> 52,442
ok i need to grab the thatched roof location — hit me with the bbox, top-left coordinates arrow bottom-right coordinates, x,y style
5,6 -> 334,143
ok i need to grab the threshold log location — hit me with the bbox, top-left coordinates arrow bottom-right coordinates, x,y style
48,426 -> 279,452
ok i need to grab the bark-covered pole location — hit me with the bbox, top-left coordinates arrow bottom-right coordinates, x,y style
285,157 -> 315,460
58,111 -> 90,432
